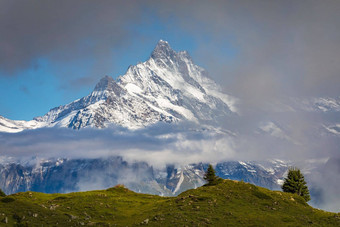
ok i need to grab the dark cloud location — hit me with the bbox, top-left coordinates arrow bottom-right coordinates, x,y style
151,0 -> 340,98
2,0 -> 339,97
0,0 -> 142,77
6,0 -> 338,135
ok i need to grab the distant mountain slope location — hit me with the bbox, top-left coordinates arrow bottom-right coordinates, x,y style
0,157 -> 288,196
1,180 -> 339,226
0,115 -> 44,133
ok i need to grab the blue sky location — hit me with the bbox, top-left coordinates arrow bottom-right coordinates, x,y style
0,0 -> 339,120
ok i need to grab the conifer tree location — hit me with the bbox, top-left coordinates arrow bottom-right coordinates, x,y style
204,164 -> 220,185
282,167 -> 310,202
0,188 -> 5,197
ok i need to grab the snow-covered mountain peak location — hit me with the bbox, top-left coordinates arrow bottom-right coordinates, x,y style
0,40 -> 237,132
150,40 -> 186,65
151,39 -> 172,56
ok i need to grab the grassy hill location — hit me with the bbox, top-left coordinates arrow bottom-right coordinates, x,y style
0,180 -> 339,226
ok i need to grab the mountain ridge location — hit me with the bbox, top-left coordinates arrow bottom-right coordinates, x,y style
0,157 -> 288,196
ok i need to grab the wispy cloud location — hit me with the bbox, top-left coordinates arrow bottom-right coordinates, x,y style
0,122 -> 235,167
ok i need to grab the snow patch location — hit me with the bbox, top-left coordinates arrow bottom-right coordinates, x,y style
173,170 -> 184,194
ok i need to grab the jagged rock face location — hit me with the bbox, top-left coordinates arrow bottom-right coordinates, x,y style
22,40 -> 235,130
0,157 -> 161,195
215,160 -> 288,190
0,158 -> 288,196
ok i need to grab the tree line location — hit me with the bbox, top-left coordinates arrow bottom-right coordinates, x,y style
204,164 -> 310,202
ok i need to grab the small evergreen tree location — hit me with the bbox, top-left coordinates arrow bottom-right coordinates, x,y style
282,167 -> 310,202
204,164 -> 221,185
0,188 -> 5,197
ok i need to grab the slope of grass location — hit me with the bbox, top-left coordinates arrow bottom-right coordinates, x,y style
0,180 -> 339,226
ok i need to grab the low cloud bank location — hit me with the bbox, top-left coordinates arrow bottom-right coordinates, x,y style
0,122 -> 235,167
0,113 -> 338,167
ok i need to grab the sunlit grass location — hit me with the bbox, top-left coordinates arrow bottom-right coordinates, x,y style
0,181 -> 339,226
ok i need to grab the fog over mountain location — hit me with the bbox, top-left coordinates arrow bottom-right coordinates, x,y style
0,40 -> 339,212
